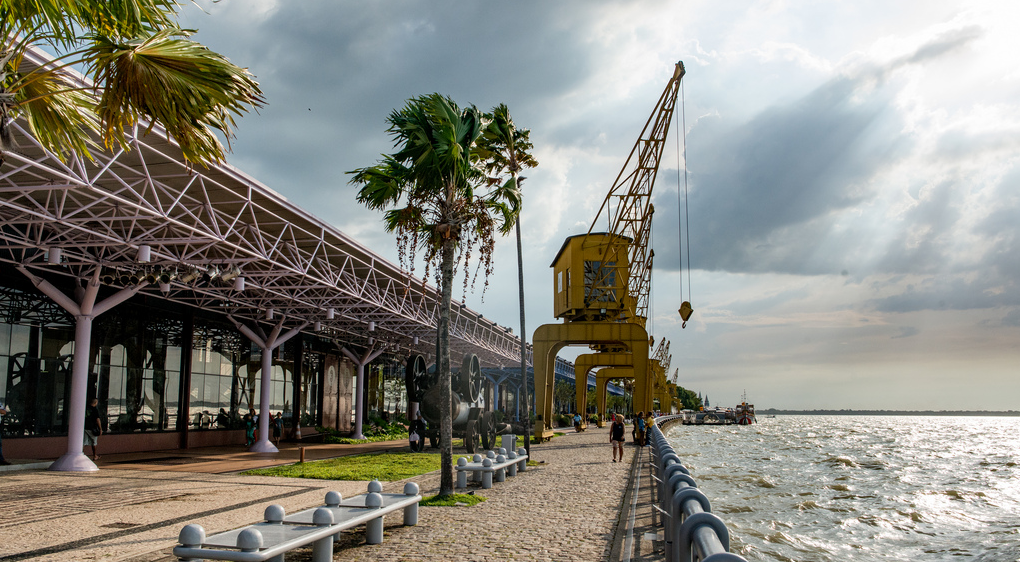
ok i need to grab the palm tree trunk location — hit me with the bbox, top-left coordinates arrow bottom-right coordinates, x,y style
438,236 -> 456,496
515,195 -> 531,455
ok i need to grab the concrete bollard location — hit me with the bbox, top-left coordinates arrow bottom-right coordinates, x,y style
365,492 -> 385,545
177,524 -> 205,562
403,482 -> 420,526
237,528 -> 263,552
482,458 -> 493,489
472,454 -> 483,482
367,480 -> 383,493
517,447 -> 528,471
325,490 -> 342,507
457,457 -> 468,488
264,504 -> 286,524
311,507 -> 334,562
495,454 -> 507,482
507,451 -> 518,476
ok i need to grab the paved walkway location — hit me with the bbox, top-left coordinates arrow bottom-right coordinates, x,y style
0,426 -> 668,561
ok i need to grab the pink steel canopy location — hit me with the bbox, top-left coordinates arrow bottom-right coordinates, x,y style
0,47 -> 528,368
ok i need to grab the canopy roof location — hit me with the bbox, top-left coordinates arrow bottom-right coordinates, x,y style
0,47 -> 526,367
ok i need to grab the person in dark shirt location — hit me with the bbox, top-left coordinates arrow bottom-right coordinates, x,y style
610,414 -> 626,462
84,398 -> 103,461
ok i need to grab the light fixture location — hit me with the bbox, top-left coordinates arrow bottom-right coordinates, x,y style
368,321 -> 376,331
314,321 -> 322,332
413,336 -> 419,345
101,272 -> 116,285
179,268 -> 200,284
266,308 -> 274,321
326,308 -> 335,320
159,281 -> 170,294
159,268 -> 177,284
368,337 -> 375,345
220,266 -> 241,283
233,276 -> 245,292
47,247 -> 62,265
137,245 -> 151,263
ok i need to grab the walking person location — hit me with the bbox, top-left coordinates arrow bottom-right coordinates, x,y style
610,414 -> 626,462
635,411 -> 646,447
0,399 -> 10,465
272,412 -> 283,445
243,412 -> 255,447
84,398 -> 103,461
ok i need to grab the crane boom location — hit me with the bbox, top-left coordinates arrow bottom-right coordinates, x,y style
550,61 -> 685,326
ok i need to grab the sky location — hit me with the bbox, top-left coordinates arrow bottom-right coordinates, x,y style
178,0 -> 1019,411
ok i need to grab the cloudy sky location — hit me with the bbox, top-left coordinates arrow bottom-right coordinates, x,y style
179,0 -> 1019,411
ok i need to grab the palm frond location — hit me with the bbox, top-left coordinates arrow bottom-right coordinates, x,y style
88,28 -> 264,165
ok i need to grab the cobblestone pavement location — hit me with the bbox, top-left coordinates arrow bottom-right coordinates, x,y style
289,426 -> 637,562
0,427 -> 651,561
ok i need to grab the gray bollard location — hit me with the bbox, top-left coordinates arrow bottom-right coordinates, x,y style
482,458 -> 493,489
495,454 -> 507,482
236,528 -> 263,553
507,451 -> 518,476
472,454 -> 483,482
456,457 -> 468,488
365,492 -> 385,544
325,490 -> 342,506
311,507 -> 334,562
403,482 -> 420,525
367,479 -> 383,493
486,450 -> 496,459
517,447 -> 528,471
263,505 -> 286,562
177,524 -> 205,562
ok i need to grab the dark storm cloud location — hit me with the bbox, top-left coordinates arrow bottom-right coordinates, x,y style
650,26 -> 987,278
649,71 -> 905,275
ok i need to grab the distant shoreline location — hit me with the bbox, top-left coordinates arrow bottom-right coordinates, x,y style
760,409 -> 1020,416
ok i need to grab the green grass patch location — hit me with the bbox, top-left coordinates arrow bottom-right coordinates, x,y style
323,433 -> 408,445
527,459 -> 539,467
420,493 -> 486,507
241,451 -> 440,481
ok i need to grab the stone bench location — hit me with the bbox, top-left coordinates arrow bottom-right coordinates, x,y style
455,447 -> 529,489
172,481 -> 421,562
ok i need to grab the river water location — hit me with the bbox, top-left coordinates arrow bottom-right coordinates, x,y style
663,415 -> 1020,561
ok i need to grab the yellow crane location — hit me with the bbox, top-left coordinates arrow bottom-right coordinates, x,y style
533,61 -> 686,440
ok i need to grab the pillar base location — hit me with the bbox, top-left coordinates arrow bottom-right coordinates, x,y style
249,440 -> 279,453
349,433 -> 365,440
48,452 -> 98,472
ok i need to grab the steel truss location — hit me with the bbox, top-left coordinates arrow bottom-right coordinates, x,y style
0,49 -> 528,369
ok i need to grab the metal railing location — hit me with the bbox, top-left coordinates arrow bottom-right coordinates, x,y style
649,416 -> 747,562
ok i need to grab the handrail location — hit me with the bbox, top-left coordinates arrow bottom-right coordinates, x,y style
650,417 -> 748,562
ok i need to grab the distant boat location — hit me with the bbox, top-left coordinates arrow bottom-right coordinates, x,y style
736,391 -> 756,425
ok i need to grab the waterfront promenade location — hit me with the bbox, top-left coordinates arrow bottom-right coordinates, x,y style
0,426 -> 663,561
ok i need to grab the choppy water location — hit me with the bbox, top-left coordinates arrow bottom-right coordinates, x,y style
663,415 -> 1020,561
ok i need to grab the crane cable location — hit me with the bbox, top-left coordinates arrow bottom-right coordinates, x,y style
676,80 -> 694,328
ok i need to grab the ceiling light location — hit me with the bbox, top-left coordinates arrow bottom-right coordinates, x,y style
46,247 -> 62,265
136,245 -> 151,263
233,276 -> 245,292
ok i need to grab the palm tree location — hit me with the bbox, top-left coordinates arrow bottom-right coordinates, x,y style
1,0 -> 263,166
476,104 -> 538,452
350,93 -> 521,496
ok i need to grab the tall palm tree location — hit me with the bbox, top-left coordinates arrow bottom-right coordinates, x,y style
1,0 -> 263,166
477,104 -> 537,452
350,93 -> 521,496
